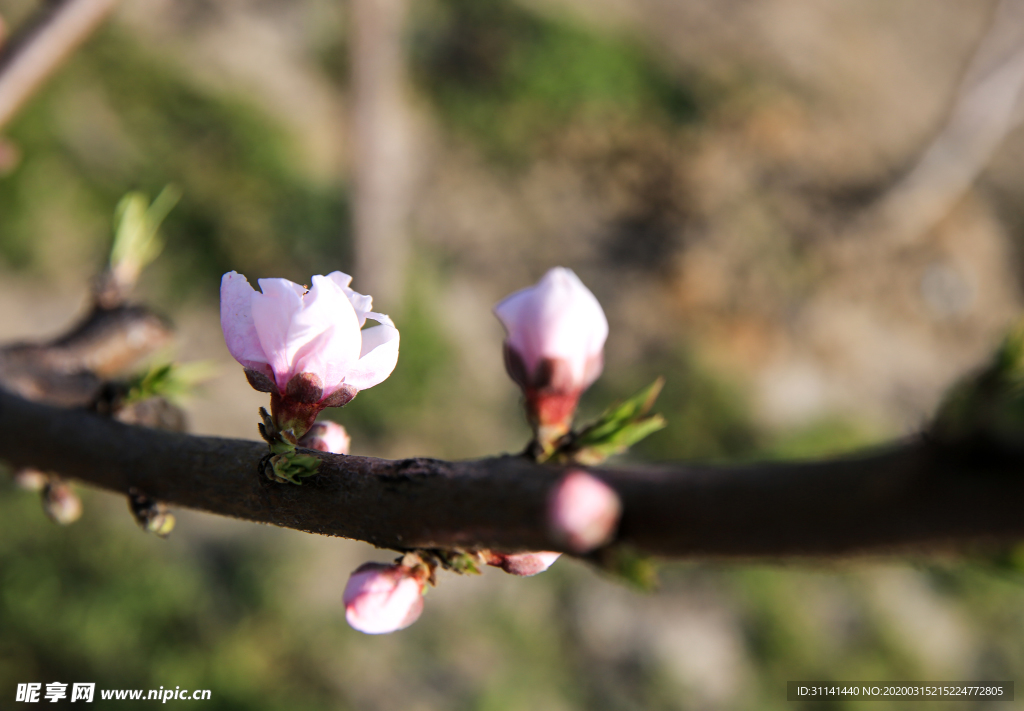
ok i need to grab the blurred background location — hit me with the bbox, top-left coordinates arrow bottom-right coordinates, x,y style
2,0 -> 1024,708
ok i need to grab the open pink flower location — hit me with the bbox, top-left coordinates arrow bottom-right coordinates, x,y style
343,563 -> 425,635
494,268 -> 607,436
221,271 -> 399,407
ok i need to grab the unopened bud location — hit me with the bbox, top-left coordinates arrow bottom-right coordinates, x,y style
486,551 -> 561,577
128,490 -> 175,538
548,470 -> 621,553
13,468 -> 48,491
299,421 -> 351,455
494,268 -> 607,441
343,562 -> 425,635
43,481 -> 82,525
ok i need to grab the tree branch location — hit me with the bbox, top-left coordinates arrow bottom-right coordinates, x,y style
0,305 -> 171,407
857,0 -> 1024,245
0,0 -> 119,132
3,386 -> 1024,558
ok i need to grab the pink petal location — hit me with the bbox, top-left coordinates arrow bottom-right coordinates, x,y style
223,271 -> 399,397
343,563 -> 424,635
497,551 -> 561,576
251,278 -> 310,389
300,421 -> 351,454
494,267 -> 607,388
251,275 -> 363,391
219,272 -> 269,371
548,470 -> 622,553
367,311 -> 394,327
340,323 -> 400,391
297,275 -> 364,393
326,271 -> 374,327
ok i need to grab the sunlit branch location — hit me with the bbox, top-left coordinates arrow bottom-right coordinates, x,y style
3,386 -> 1024,558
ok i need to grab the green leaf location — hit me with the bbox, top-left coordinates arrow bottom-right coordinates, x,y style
594,546 -> 660,592
265,451 -> 321,485
933,320 -> 1024,444
439,550 -> 482,575
574,376 -> 664,447
123,361 -> 216,405
573,415 -> 667,465
558,377 -> 667,463
110,185 -> 181,279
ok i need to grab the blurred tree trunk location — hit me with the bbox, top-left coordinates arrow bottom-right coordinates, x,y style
349,0 -> 414,307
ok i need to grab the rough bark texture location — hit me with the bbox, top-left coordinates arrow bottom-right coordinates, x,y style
4,386 -> 1024,557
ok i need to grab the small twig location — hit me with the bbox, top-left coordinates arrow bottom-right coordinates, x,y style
858,0 -> 1024,244
0,0 -> 120,132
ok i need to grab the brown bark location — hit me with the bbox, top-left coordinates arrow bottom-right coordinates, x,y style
3,386 -> 1024,558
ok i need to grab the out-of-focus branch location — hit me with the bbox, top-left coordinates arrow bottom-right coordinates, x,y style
0,188 -> 180,407
0,300 -> 171,408
4,386 -> 1024,558
0,0 -> 119,132
859,0 -> 1024,244
349,0 -> 414,304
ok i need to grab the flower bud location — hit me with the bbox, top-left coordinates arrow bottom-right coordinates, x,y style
486,551 -> 561,577
298,421 -> 351,455
548,470 -> 621,553
343,563 -> 425,634
128,490 -> 176,538
13,468 -> 48,492
42,480 -> 82,526
494,268 -> 607,442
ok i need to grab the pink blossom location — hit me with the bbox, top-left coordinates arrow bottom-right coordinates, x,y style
220,271 -> 399,402
494,268 -> 607,432
43,481 -> 82,526
299,421 -> 351,454
343,563 -> 425,635
487,551 -> 561,576
548,470 -> 622,553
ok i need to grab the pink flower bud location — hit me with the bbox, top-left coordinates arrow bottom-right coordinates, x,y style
220,272 -> 399,426
486,551 -> 561,576
299,421 -> 351,454
343,563 -> 425,635
43,481 -> 82,526
548,470 -> 621,553
494,268 -> 607,433
13,468 -> 47,492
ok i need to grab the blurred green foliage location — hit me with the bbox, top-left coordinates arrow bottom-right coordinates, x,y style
330,270 -> 456,449
0,480 -> 345,710
412,0 -> 701,163
2,1 -> 1024,709
0,29 -> 349,300
586,347 -> 761,464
